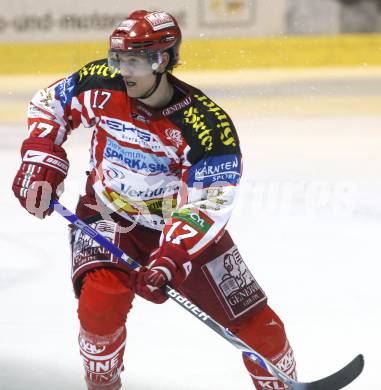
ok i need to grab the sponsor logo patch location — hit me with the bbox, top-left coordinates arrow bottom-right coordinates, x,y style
116,183 -> 179,200
55,74 -> 76,109
165,128 -> 183,148
104,138 -> 170,175
183,106 -> 213,151
100,160 -> 180,199
100,117 -> 164,152
162,96 -> 192,116
277,346 -> 296,373
78,62 -> 119,81
103,189 -> 176,216
28,103 -> 56,120
71,220 -> 118,278
39,88 -> 54,109
203,245 -> 267,320
79,336 -> 106,355
82,352 -> 120,374
194,94 -> 238,147
172,208 -> 212,233
188,154 -> 240,187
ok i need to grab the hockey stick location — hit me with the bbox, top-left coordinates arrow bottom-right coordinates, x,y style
51,199 -> 364,389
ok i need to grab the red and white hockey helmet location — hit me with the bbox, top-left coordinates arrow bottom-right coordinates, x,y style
109,10 -> 182,75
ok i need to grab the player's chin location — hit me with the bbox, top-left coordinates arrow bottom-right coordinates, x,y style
125,85 -> 141,97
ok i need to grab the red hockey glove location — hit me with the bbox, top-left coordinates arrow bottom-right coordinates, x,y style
12,137 -> 69,219
133,243 -> 192,304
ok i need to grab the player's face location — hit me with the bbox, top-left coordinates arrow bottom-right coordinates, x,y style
108,51 -> 162,98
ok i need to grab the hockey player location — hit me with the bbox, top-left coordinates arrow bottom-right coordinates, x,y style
12,10 -> 297,390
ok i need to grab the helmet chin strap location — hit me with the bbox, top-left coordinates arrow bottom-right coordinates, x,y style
136,71 -> 164,100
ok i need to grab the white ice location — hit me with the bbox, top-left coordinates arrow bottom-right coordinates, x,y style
0,71 -> 380,389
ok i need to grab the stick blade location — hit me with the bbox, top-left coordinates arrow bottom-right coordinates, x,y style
295,354 -> 364,390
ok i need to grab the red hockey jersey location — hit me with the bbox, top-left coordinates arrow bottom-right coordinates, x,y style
27,59 -> 242,258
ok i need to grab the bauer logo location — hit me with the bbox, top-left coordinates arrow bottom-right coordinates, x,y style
55,74 -> 76,109
43,156 -> 69,174
188,154 -> 241,187
167,289 -> 210,321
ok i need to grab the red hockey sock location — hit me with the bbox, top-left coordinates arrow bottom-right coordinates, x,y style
232,304 -> 297,389
79,326 -> 126,390
77,268 -> 134,389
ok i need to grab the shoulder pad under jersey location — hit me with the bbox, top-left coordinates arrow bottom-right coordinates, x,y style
170,87 -> 241,164
75,58 -> 125,93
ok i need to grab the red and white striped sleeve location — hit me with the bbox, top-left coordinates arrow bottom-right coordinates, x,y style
26,72 -> 96,146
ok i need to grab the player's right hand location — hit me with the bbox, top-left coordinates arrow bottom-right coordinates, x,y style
132,243 -> 191,304
12,137 -> 69,219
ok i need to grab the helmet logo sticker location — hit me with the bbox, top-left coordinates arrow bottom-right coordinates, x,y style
117,20 -> 137,32
145,11 -> 176,31
111,37 -> 124,49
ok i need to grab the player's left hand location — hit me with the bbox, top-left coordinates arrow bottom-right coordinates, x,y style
133,243 -> 191,304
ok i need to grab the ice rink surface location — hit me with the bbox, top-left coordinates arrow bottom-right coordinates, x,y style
0,68 -> 380,389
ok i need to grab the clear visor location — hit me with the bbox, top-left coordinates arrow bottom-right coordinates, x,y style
108,50 -> 163,77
